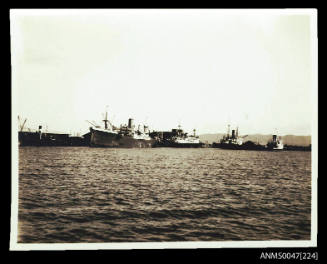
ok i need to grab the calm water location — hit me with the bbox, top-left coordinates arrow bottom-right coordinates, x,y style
18,147 -> 311,243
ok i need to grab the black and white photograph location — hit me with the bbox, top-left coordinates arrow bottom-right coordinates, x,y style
10,9 -> 318,250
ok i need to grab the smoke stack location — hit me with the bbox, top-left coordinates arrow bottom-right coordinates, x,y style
128,118 -> 134,129
38,125 -> 42,140
232,129 -> 235,139
103,111 -> 108,129
272,135 -> 277,142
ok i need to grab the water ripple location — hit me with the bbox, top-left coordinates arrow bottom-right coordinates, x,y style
18,147 -> 311,243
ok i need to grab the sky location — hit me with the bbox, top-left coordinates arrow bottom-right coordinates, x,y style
11,9 -> 317,136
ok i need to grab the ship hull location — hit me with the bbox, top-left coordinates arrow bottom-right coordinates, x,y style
18,131 -> 86,146
267,147 -> 284,151
266,143 -> 284,150
154,141 -> 204,148
90,128 -> 155,148
212,142 -> 266,151
19,132 -> 42,146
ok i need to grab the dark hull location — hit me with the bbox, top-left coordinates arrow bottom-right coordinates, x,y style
212,142 -> 267,151
19,132 -> 42,146
19,131 -> 88,146
90,129 -> 155,148
153,141 -> 204,148
283,145 -> 311,151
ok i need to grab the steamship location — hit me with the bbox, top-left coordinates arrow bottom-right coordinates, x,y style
212,125 -> 247,150
18,116 -> 87,146
150,126 -> 204,148
212,125 -> 266,150
89,111 -> 156,148
266,135 -> 284,150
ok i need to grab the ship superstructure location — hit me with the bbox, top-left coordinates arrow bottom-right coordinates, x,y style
171,126 -> 202,147
150,126 -> 203,147
266,135 -> 284,150
221,125 -> 244,145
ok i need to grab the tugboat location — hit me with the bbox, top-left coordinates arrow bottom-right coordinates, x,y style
89,110 -> 156,148
266,135 -> 284,150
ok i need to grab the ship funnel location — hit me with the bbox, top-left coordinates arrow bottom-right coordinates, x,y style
38,125 -> 42,140
102,111 -> 109,129
232,129 -> 236,139
272,135 -> 277,142
128,118 -> 134,129
144,125 -> 148,133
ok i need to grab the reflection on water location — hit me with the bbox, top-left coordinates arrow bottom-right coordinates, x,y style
18,147 -> 311,243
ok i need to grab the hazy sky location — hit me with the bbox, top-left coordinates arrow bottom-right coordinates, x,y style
11,9 -> 317,136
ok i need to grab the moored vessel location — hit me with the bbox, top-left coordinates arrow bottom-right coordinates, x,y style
89,111 -> 155,148
212,125 -> 252,150
266,135 -> 284,150
18,116 -> 87,146
151,126 -> 204,148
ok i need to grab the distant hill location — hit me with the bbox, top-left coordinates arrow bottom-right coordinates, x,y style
199,133 -> 311,146
198,133 -> 225,144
